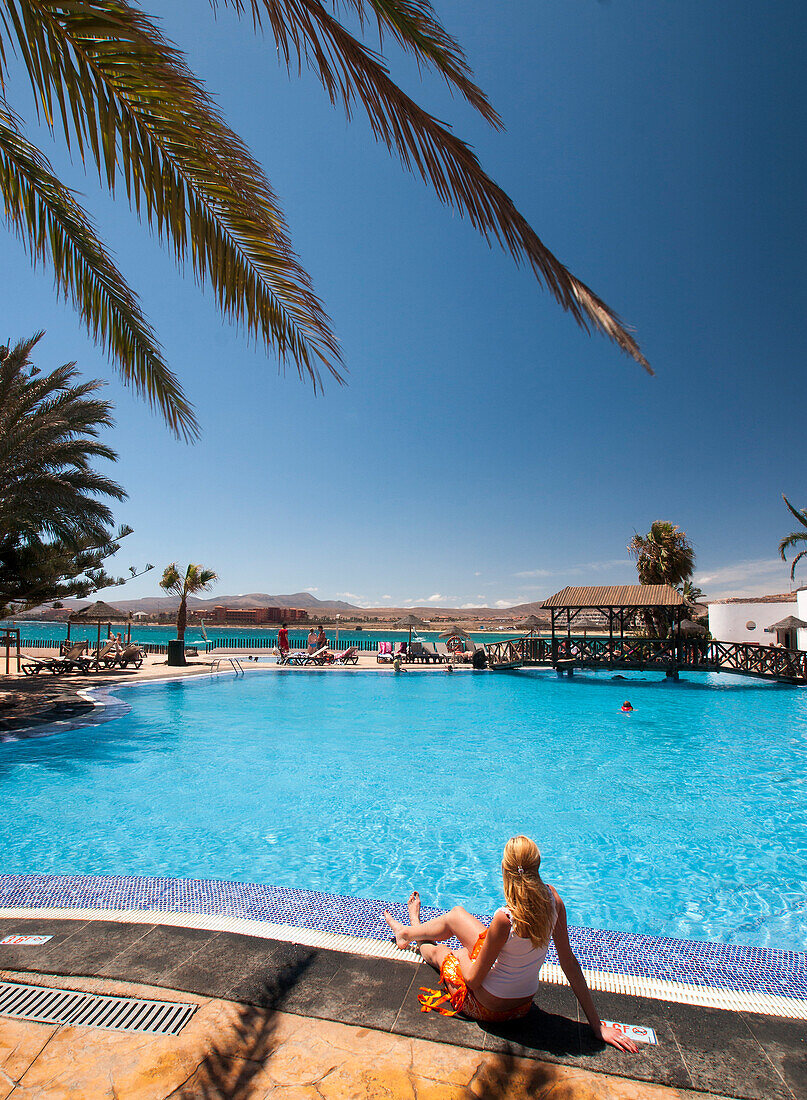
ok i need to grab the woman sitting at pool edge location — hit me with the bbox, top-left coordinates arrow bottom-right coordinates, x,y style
384,835 -> 637,1052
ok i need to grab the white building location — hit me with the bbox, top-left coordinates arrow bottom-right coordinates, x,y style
797,588 -> 807,650
707,592 -> 803,648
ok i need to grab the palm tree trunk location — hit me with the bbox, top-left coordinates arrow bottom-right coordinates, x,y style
176,593 -> 187,643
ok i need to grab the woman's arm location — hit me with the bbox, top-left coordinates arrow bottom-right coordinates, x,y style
461,910 -> 511,990
549,887 -> 638,1053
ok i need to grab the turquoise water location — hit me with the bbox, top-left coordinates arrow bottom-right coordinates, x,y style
5,620 -> 513,647
2,670 -> 805,950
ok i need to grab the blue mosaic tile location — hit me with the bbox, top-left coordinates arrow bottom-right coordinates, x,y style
0,873 -> 805,1001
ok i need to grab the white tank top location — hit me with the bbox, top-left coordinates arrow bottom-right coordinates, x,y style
481,901 -> 556,1000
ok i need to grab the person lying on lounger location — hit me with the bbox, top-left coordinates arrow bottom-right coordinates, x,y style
384,834 -> 637,1051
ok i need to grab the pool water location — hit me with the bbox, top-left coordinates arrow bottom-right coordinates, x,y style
2,670 -> 805,951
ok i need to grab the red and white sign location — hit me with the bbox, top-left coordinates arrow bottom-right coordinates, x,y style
1,934 -> 53,946
603,1021 -> 657,1044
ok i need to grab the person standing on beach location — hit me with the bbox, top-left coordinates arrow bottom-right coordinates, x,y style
277,622 -> 290,660
317,625 -> 329,653
307,627 -> 318,654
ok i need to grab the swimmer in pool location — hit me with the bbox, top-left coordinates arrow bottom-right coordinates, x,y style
384,835 -> 637,1051
621,701 -> 634,712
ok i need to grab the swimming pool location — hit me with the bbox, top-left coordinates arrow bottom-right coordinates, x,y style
2,670 -> 805,951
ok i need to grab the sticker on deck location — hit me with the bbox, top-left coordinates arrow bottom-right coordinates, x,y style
1,934 -> 53,946
603,1021 -> 657,1044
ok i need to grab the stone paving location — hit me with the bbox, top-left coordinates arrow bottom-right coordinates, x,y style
0,973 -> 731,1099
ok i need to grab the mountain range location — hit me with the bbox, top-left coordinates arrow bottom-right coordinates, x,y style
55,592 -> 543,620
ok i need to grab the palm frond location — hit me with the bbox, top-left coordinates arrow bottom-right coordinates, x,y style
0,106 -> 199,438
782,494 -> 807,530
779,531 -> 807,556
7,0 -> 343,389
218,0 -> 502,128
215,0 -> 651,370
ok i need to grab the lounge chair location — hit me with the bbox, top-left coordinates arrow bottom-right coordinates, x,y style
279,649 -> 307,665
408,641 -> 429,663
332,646 -> 359,665
421,642 -> 443,663
434,642 -> 454,663
90,640 -> 118,669
377,641 -> 394,663
21,653 -> 66,676
60,641 -> 92,673
115,644 -> 144,669
304,646 -> 331,665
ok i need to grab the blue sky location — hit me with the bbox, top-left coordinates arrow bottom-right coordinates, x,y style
4,1 -> 806,607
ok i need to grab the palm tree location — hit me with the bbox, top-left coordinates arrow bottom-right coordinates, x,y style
628,522 -> 695,587
0,332 -> 139,614
160,563 -> 218,654
628,521 -> 695,637
0,2 -> 650,441
0,332 -> 126,546
779,495 -> 807,579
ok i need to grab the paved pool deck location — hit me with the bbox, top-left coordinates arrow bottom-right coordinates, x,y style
0,915 -> 804,1099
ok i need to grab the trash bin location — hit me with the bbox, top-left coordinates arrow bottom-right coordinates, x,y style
167,640 -> 186,666
472,647 -> 487,670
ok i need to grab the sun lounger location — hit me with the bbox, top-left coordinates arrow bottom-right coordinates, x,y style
21,653 -> 66,676
60,641 -> 92,673
280,649 -> 307,665
434,642 -> 455,663
332,646 -> 359,665
115,644 -> 144,669
377,641 -> 394,663
408,641 -> 431,663
304,646 -> 331,665
90,640 -> 118,669
421,642 -> 443,663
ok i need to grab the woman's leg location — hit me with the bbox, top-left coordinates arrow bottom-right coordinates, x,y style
384,892 -> 486,950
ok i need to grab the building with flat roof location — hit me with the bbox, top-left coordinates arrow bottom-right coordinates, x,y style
207,606 -> 308,625
707,592 -> 802,648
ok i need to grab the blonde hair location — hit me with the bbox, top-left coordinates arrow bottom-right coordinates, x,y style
501,836 -> 555,949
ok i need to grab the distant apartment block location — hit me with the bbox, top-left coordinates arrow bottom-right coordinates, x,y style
206,606 -> 308,625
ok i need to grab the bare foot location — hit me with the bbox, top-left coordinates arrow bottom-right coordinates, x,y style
383,911 -> 413,950
408,890 -> 422,926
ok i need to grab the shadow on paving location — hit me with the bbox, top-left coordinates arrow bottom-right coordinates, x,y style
472,1049 -> 581,1099
169,949 -> 316,1100
482,1005 -> 599,1053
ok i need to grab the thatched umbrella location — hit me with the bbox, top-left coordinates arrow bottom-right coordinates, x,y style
394,614 -> 428,647
764,615 -> 807,632
516,614 -> 543,637
437,625 -> 471,639
678,619 -> 708,636
70,600 -> 127,658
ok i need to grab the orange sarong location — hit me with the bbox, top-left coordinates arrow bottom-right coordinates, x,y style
417,933 -> 532,1022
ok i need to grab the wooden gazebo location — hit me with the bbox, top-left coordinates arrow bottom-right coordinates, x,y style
541,585 -> 686,650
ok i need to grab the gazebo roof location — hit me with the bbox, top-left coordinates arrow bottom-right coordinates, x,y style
542,585 -> 685,610
765,615 -> 807,632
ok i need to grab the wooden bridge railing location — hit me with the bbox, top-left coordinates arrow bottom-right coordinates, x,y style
484,636 -> 807,682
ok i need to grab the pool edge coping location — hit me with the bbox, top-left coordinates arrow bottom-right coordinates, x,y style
1,902 -> 805,1020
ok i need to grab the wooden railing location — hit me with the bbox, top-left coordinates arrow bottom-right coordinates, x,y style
483,639 -> 525,667
485,636 -> 807,682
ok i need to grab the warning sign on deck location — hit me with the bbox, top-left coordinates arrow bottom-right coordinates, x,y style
603,1021 -> 657,1044
1,934 -> 53,946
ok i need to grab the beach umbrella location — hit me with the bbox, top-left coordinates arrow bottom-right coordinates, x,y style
70,600 -> 126,657
516,615 -> 543,636
764,615 -> 807,632
678,619 -> 708,636
437,625 -> 471,639
394,614 -> 428,646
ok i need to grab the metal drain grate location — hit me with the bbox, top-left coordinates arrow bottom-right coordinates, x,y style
0,981 -> 197,1034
